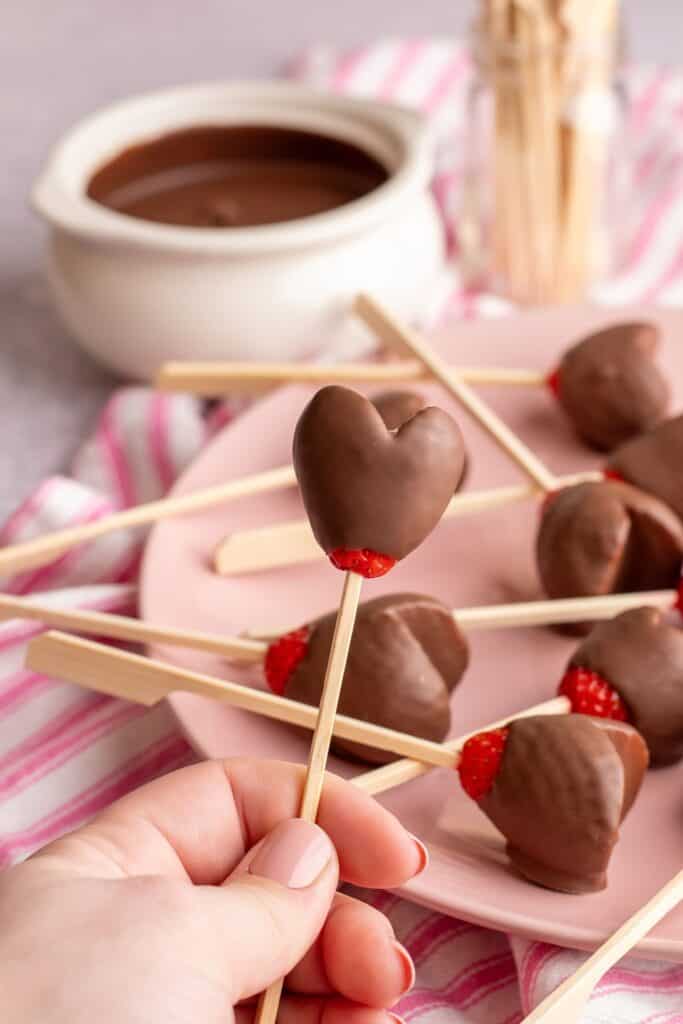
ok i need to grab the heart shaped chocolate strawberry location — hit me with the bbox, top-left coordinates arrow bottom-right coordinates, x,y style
563,606 -> 683,766
608,414 -> 683,521
460,714 -> 649,893
264,593 -> 469,764
293,386 -> 465,574
552,322 -> 669,451
537,479 -> 683,603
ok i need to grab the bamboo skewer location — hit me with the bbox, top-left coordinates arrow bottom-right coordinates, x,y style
157,359 -> 546,393
254,570 -> 364,1024
0,593 -> 266,662
0,464 -> 297,578
213,472 -> 601,575
24,629 -> 571,782
246,589 -> 677,644
11,588 -> 675,671
521,868 -> 683,1022
25,629 -> 455,768
353,696 -> 570,795
454,589 -> 676,630
354,294 -> 558,492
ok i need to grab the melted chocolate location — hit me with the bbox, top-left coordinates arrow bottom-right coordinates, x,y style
536,480 -> 683,606
285,593 -> 469,763
293,386 -> 465,560
570,607 -> 683,765
608,414 -> 683,521
557,323 -> 669,451
479,715 -> 648,893
87,125 -> 388,228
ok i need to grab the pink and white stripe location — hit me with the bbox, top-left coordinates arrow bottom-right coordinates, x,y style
0,37 -> 682,1023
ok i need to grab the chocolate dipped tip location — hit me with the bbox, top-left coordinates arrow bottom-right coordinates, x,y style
476,714 -> 648,893
607,413 -> 683,522
569,606 -> 683,765
284,592 -> 469,764
293,385 -> 465,563
555,322 -> 669,452
536,479 -> 683,609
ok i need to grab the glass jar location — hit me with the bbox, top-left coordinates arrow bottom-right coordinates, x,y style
458,7 -> 628,304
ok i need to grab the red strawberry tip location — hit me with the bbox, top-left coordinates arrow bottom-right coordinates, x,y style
329,548 -> 396,578
457,727 -> 509,802
558,666 -> 630,722
264,626 -> 310,696
603,468 -> 625,483
546,367 -> 561,398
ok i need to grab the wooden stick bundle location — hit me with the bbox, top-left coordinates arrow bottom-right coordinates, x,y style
478,0 -> 619,303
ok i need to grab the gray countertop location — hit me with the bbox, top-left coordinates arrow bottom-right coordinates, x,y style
1,0 -> 677,519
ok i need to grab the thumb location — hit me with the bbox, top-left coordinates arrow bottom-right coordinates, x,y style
195,819 -> 339,1003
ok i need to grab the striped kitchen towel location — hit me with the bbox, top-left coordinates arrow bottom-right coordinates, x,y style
1,38 -> 682,1023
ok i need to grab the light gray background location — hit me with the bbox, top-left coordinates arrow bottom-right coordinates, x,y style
0,1 -> 678,518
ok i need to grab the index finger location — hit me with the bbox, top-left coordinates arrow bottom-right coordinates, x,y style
36,758 -> 425,889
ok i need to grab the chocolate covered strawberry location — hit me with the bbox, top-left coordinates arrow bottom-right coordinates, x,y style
459,714 -> 649,893
564,606 -> 683,765
293,386 -> 465,577
264,593 -> 469,764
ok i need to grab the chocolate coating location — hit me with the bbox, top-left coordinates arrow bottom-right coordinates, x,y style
608,414 -> 683,521
87,125 -> 388,228
557,323 -> 669,451
371,389 -> 429,430
286,593 -> 469,763
478,715 -> 648,893
293,386 -> 466,560
537,480 -> 683,603
372,389 -> 469,491
570,607 -> 683,765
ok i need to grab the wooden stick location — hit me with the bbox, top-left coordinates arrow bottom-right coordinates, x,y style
354,294 -> 558,492
0,465 -> 297,578
214,471 -> 602,576
521,869 -> 683,1022
157,360 -> 546,393
255,570 -> 364,1024
453,589 -> 676,630
25,629 -> 455,767
246,587 -> 678,646
353,696 -> 570,796
0,593 -> 266,663
214,482 -> 539,574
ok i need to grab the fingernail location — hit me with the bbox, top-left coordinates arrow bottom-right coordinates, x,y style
249,819 -> 333,889
408,832 -> 429,876
393,941 -> 416,995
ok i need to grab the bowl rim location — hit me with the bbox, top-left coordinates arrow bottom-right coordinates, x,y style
32,80 -> 435,255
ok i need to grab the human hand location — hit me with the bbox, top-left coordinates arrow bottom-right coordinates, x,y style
0,758 -> 425,1023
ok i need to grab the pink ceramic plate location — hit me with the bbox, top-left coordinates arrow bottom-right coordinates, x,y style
141,305 -> 683,958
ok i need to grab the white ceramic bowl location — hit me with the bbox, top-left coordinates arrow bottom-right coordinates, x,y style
32,81 -> 446,380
